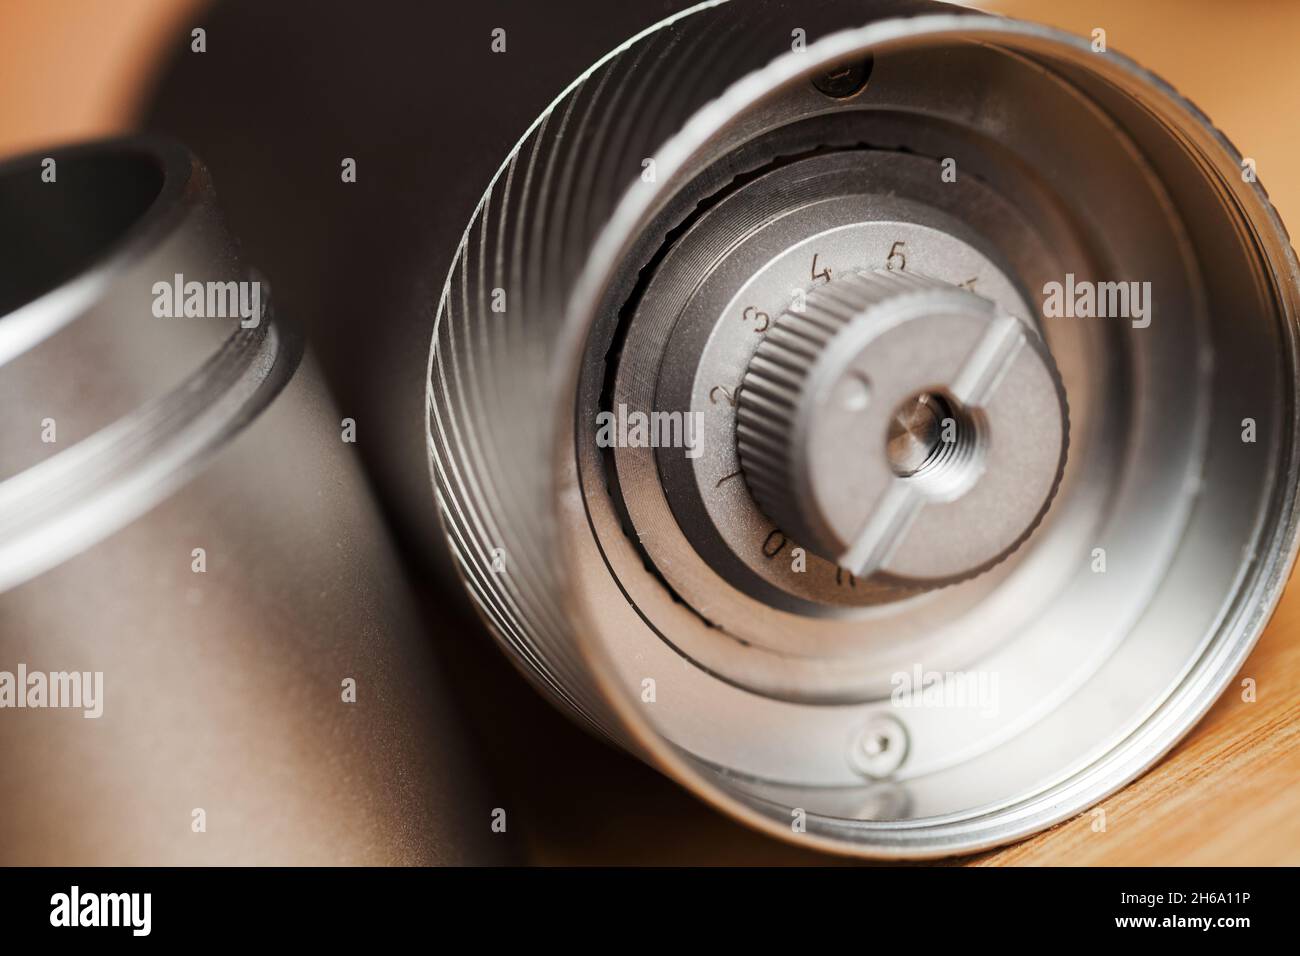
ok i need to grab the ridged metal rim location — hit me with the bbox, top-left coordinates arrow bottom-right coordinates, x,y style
423,2 -> 1300,857
0,136 -> 193,367
0,136 -> 301,593
0,311 -> 297,593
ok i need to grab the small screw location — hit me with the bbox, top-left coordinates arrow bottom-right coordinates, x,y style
848,715 -> 909,778
812,56 -> 873,99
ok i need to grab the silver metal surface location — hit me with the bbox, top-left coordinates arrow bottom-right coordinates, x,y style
427,0 -> 1300,857
0,138 -> 505,864
736,268 -> 1067,584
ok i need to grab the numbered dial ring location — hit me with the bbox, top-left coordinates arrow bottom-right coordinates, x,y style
600,148 -> 1075,698
637,152 -> 1038,614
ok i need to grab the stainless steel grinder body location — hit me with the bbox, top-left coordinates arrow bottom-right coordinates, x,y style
0,138 -> 503,864
427,0 -> 1300,857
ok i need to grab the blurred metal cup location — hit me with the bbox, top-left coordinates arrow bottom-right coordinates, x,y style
0,137 -> 507,864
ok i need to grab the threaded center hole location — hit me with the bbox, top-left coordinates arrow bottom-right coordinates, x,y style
885,391 -> 986,499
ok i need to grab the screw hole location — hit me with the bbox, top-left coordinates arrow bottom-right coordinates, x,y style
812,55 -> 873,99
885,390 -> 986,500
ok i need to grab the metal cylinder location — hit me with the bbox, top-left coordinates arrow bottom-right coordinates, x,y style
0,137 -> 505,864
426,0 -> 1300,857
